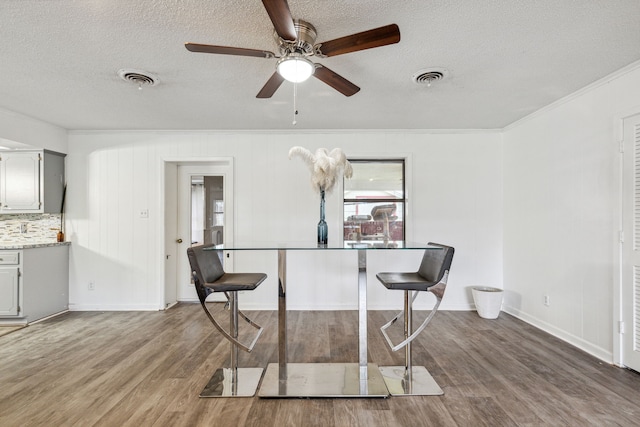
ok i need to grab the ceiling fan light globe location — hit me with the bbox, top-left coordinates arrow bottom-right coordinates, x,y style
277,56 -> 314,83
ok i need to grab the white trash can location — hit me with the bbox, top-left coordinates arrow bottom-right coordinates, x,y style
472,287 -> 503,319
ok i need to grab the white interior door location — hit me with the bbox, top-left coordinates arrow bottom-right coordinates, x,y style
622,112 -> 640,372
175,162 -> 234,302
163,163 -> 178,308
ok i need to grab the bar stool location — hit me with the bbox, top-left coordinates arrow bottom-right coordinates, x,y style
187,245 -> 267,397
376,242 -> 454,396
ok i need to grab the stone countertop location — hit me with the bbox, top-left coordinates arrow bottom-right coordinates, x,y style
0,242 -> 71,249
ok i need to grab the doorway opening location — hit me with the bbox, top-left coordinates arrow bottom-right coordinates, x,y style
163,159 -> 234,309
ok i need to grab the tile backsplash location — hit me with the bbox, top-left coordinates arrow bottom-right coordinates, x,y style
0,214 -> 62,244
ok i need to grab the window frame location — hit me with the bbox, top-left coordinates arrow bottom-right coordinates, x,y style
343,158 -> 406,242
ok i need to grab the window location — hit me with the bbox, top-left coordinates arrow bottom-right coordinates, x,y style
343,159 -> 405,241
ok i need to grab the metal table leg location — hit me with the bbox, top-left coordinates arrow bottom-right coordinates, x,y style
278,249 -> 287,381
358,249 -> 369,389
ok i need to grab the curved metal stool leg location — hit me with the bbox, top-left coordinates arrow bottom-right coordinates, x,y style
379,279 -> 448,396
200,291 -> 264,397
200,291 -> 264,353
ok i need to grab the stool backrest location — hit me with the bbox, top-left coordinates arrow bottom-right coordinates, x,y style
187,245 -> 225,302
417,242 -> 455,283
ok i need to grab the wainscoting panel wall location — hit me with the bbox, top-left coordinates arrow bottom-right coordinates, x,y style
66,131 -> 504,312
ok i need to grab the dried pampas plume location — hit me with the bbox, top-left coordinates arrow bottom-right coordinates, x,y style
289,146 -> 353,194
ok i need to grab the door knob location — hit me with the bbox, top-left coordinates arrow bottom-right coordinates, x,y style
176,238 -> 183,243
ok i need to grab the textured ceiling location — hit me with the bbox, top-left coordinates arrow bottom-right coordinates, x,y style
1,0 -> 639,131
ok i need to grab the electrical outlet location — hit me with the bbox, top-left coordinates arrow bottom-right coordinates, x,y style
544,295 -> 550,306
139,209 -> 149,219
88,282 -> 95,291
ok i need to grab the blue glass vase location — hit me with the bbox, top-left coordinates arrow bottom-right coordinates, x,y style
317,188 -> 328,247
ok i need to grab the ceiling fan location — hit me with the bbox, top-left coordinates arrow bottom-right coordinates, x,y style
185,0 -> 400,98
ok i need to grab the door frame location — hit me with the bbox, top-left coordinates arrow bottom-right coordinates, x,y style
615,107 -> 640,367
160,157 -> 234,309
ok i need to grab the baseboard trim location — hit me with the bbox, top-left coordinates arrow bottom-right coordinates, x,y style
29,310 -> 69,324
68,304 -> 161,311
502,305 -> 613,363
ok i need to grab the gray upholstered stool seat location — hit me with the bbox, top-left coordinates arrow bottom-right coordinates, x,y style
201,272 -> 266,292
376,272 -> 439,291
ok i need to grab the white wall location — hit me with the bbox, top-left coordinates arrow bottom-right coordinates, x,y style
0,107 -> 67,153
503,62 -> 640,363
66,131 -> 503,312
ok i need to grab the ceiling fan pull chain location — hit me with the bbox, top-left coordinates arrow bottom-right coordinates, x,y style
292,81 -> 298,125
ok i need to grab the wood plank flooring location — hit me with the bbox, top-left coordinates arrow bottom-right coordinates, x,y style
1,303 -> 639,426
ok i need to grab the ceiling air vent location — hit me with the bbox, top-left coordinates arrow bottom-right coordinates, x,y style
412,68 -> 448,86
117,69 -> 159,89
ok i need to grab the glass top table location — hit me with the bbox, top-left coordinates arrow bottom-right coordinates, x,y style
210,240 -> 433,250
205,241 -> 441,397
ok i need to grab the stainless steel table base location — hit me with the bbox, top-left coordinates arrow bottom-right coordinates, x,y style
199,367 -> 264,397
378,366 -> 443,396
258,363 -> 389,398
213,243 -> 437,398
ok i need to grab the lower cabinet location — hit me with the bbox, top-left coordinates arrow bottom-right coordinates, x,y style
0,245 -> 69,324
0,251 -> 20,316
0,266 -> 19,316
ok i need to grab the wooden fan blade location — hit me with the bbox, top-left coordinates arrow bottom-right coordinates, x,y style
313,65 -> 360,97
185,43 -> 275,58
262,0 -> 297,41
316,24 -> 400,57
257,72 -> 285,98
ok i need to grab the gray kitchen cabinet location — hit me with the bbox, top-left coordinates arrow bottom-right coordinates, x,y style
0,150 -> 65,213
0,245 -> 69,324
0,252 -> 20,316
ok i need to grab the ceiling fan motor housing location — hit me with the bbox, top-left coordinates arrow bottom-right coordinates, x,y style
276,19 -> 317,56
